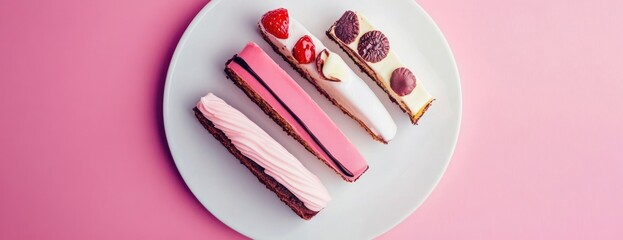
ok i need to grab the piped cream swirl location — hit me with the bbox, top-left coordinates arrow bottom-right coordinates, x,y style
197,93 -> 331,211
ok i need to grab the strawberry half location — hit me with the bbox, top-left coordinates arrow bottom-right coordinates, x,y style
292,35 -> 316,64
261,8 -> 289,39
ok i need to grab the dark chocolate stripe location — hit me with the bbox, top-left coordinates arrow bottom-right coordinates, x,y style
232,55 -> 354,177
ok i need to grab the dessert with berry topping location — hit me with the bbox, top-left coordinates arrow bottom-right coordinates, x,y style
327,11 -> 434,124
258,8 -> 397,143
224,42 -> 368,182
194,93 -> 331,220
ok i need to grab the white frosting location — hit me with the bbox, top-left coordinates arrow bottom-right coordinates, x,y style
261,19 -> 397,142
335,12 -> 434,117
197,93 -> 331,211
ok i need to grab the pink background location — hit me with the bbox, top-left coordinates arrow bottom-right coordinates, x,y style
1,0 -> 622,239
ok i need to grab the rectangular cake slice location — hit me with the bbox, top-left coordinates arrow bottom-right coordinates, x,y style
258,8 -> 397,143
327,11 -> 434,124
225,42 -> 368,182
194,93 -> 331,220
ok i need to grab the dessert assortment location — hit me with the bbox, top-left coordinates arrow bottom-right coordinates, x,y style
327,11 -> 434,124
192,8 -> 436,219
194,93 -> 331,219
258,8 -> 397,143
224,42 -> 369,182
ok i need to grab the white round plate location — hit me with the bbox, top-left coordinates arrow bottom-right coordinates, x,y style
164,0 -> 461,239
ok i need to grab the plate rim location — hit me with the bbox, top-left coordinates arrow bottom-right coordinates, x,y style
163,0 -> 462,238
367,0 -> 463,235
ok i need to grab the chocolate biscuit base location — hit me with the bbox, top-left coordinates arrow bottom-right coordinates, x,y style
326,25 -> 433,125
193,107 -> 318,220
224,63 -> 368,182
258,24 -> 388,144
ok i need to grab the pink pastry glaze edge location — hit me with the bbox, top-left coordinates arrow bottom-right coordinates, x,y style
197,93 -> 331,211
226,42 -> 367,181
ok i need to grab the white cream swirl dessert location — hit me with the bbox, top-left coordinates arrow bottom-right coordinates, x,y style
194,93 -> 331,219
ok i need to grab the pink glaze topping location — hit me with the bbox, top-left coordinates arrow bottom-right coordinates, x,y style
197,93 -> 331,211
227,42 -> 368,181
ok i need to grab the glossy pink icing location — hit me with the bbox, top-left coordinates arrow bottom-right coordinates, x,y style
227,42 -> 367,181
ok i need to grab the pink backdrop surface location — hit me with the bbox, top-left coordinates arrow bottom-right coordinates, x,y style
1,0 -> 622,239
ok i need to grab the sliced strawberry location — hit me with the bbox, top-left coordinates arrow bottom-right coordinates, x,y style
261,8 -> 289,39
292,35 -> 316,64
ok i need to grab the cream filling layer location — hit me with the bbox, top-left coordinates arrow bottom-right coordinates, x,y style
197,93 -> 331,211
335,13 -> 434,116
261,19 -> 397,141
